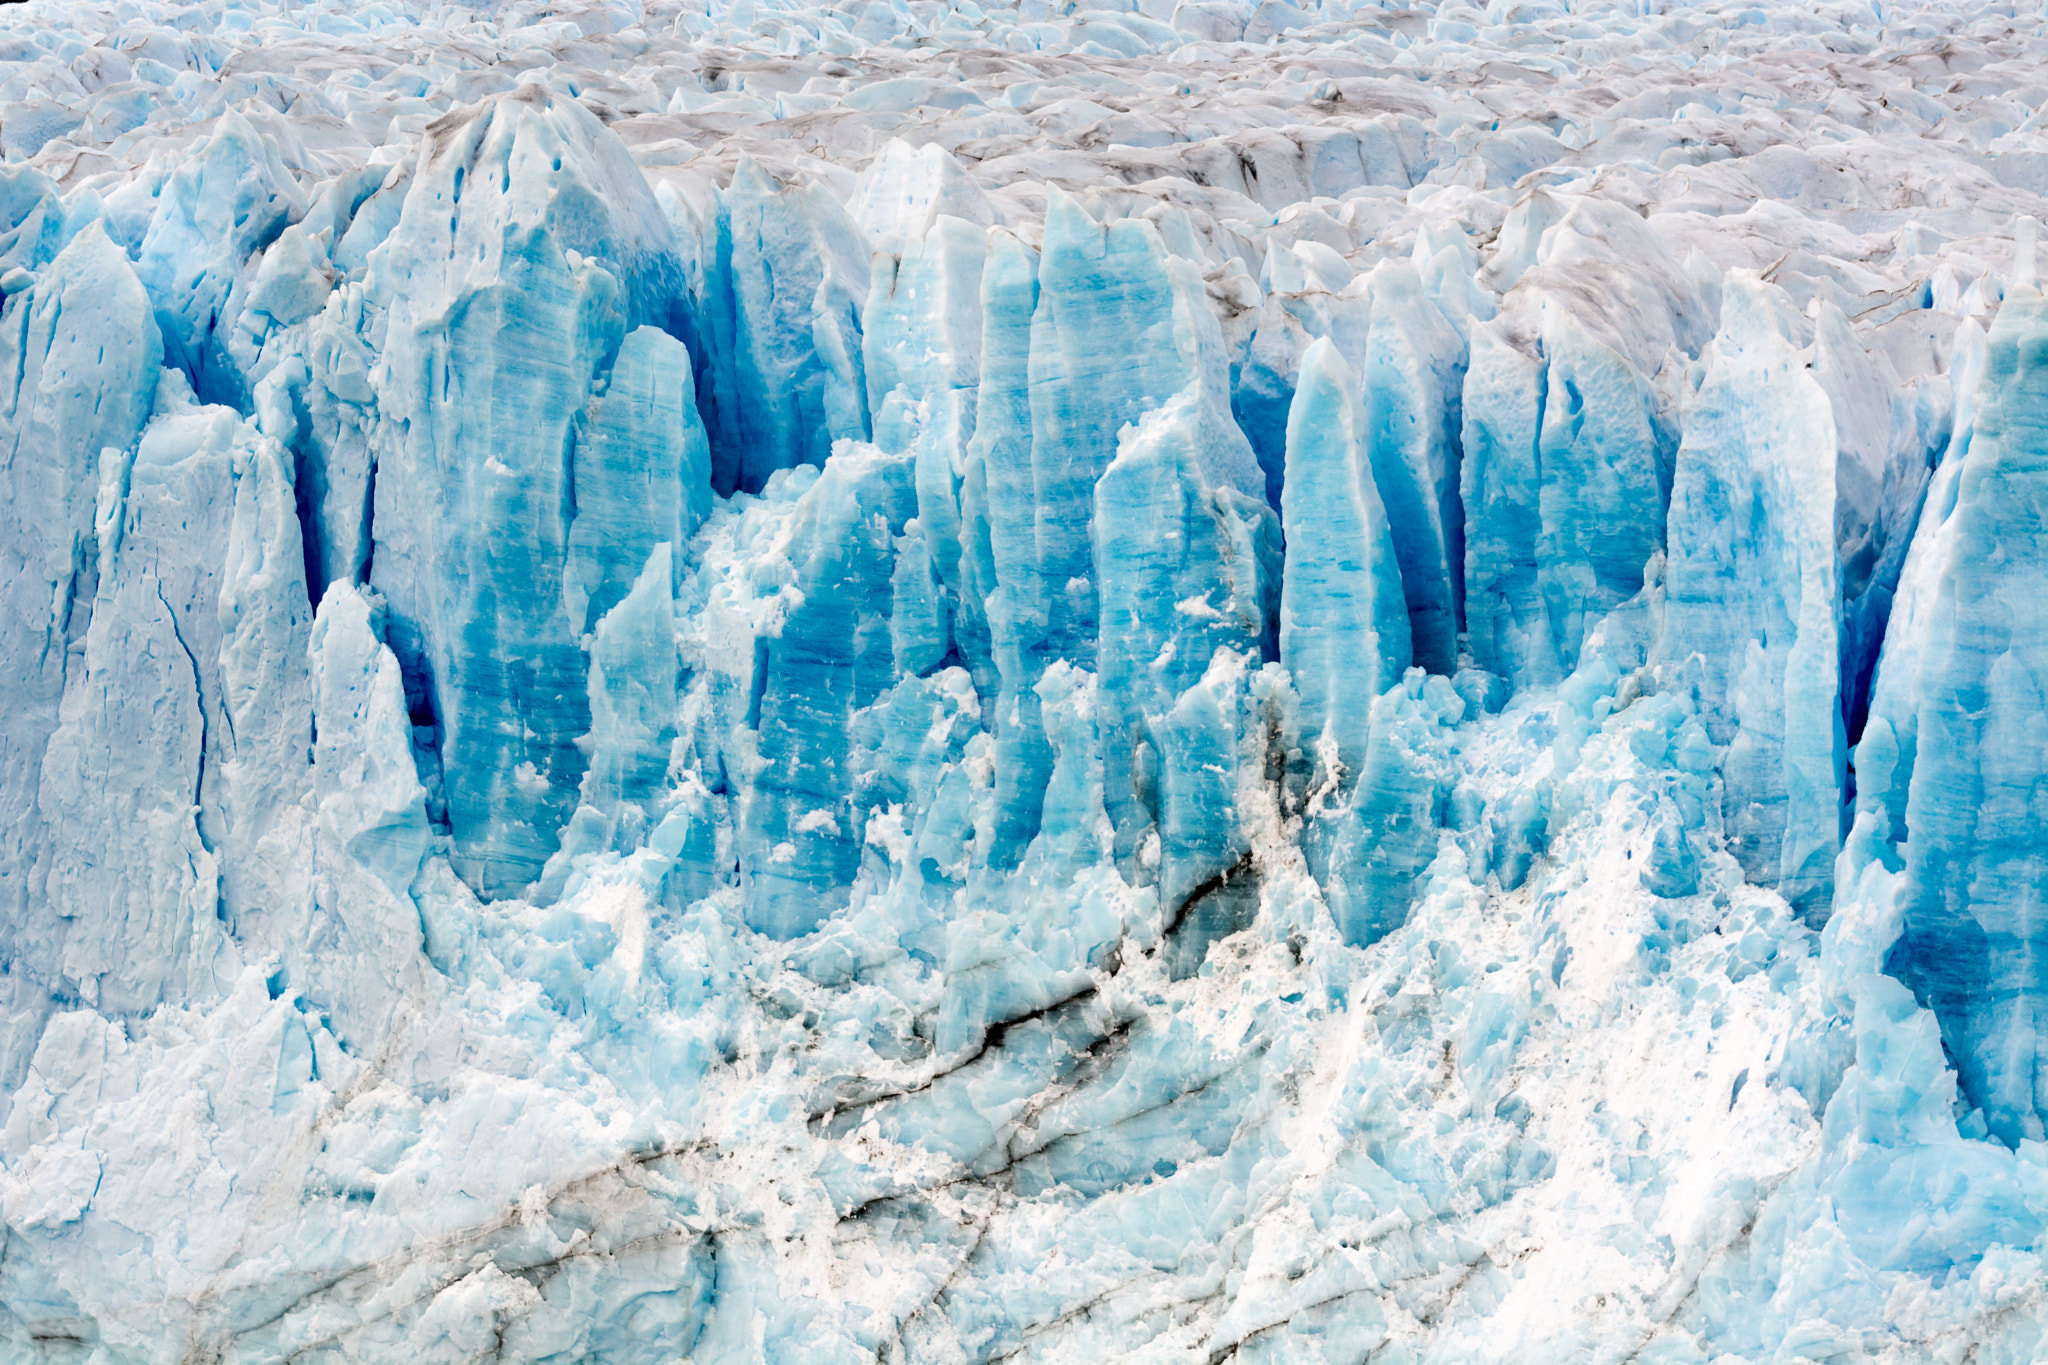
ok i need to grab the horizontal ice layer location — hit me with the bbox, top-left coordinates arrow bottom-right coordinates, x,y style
0,0 -> 2044,1361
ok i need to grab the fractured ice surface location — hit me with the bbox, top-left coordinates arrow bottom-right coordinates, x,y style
1,0 -> 2048,1359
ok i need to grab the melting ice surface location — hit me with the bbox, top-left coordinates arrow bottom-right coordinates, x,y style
2,0 -> 2048,1357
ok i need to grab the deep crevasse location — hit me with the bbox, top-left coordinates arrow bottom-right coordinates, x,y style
0,0 -> 2047,1359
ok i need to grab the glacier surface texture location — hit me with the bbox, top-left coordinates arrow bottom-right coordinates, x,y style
3,0 -> 2048,1359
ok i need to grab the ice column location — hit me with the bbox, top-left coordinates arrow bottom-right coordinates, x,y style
1883,264 -> 2048,1145
1661,273 -> 1845,917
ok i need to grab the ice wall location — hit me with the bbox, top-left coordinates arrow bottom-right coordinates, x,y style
1877,248 -> 2048,1149
0,0 -> 2045,1360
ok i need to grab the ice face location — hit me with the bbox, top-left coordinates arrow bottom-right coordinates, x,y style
1661,272 -> 1847,919
2,0 -> 2048,1360
1878,261 -> 2048,1151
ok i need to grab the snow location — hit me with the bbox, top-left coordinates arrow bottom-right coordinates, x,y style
0,0 -> 2045,1359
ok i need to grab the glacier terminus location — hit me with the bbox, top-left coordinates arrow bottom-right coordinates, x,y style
0,0 -> 2046,1359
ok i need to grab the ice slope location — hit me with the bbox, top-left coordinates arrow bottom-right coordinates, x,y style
0,0 -> 2046,1360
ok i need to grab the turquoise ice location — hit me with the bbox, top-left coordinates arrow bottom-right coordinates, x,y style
0,0 -> 2041,1361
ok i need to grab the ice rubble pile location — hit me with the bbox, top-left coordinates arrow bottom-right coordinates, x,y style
1,0 -> 2048,1358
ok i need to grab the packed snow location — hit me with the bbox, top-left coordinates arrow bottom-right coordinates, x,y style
0,0 -> 2046,1359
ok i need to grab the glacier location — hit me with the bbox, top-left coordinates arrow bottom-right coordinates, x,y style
0,0 -> 2046,1359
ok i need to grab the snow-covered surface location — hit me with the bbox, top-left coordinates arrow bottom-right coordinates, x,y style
1,0 -> 2047,1359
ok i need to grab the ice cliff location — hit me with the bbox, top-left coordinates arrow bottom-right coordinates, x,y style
1,0 -> 2047,1359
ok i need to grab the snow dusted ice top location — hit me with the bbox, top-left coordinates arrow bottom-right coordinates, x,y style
0,0 -> 2047,1360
